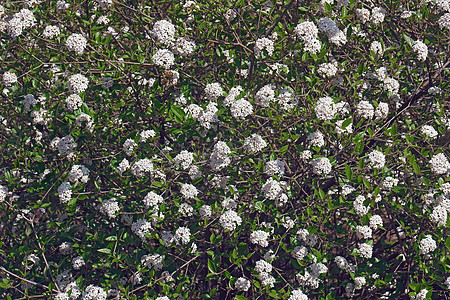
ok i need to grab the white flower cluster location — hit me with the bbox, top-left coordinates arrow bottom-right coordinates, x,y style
336,119 -> 353,135
143,191 -> 163,209
287,289 -> 308,300
81,285 -> 107,300
179,202 -> 193,217
243,133 -> 267,153
66,33 -> 87,55
141,253 -> 163,270
23,94 -> 38,111
96,0 -> 112,10
318,17 -> 347,46
152,20 -> 176,46
370,41 -> 383,56
353,195 -> 369,216
123,138 -> 137,156
186,103 -> 219,129
255,260 -> 275,288
421,125 -> 438,139
58,182 -> 72,204
294,21 -> 321,54
255,84 -> 275,107
180,183 -> 198,199
369,215 -> 383,230
382,176 -> 399,190
199,204 -> 211,219
367,150 -> 385,170
291,245 -> 308,260
3,71 -> 17,86
66,94 -> 83,112
307,131 -> 325,148
75,113 -> 94,132
297,229 -> 319,247
67,165 -> 89,184
335,256 -> 355,273
234,277 -> 250,292
174,226 -> 191,244
43,25 -> 60,39
210,141 -> 231,170
219,209 -> 242,231
413,40 -> 428,61
99,198 -> 120,219
68,74 -> 89,94
0,185 -> 8,202
223,86 -> 243,106
356,8 -> 370,23
261,178 -> 288,206
356,225 -> 372,239
428,86 -> 442,95
356,100 -> 374,119
430,205 -> 447,226
371,7 -> 386,24
173,150 -> 194,169
439,13 -> 450,30
204,82 -> 223,101
356,242 -> 373,258
131,219 -> 153,241
7,9 -> 36,38
265,159 -> 285,176
52,135 -> 77,158
254,37 -> 274,57
250,230 -> 270,247
276,88 -> 298,111
419,234 -> 437,254
174,37 -> 196,56
152,49 -> 175,69
139,129 -> 155,143
374,102 -> 389,120
429,153 -> 450,175
230,98 -> 253,119
130,158 -> 154,177
318,61 -> 338,78
315,96 -> 337,121
72,256 -> 85,270
311,157 -> 332,176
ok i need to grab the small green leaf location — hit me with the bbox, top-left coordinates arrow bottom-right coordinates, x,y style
105,236 -> 117,241
345,163 -> 353,181
207,259 -> 217,273
97,248 -> 111,254
404,34 -> 414,47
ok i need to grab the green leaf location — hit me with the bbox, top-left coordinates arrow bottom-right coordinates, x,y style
345,163 -> 353,180
404,34 -> 414,47
97,248 -> 111,254
446,237 -> 450,250
235,296 -> 247,300
170,105 -> 185,123
342,117 -> 352,129
105,236 -> 117,241
207,259 -> 217,273
255,201 -> 265,212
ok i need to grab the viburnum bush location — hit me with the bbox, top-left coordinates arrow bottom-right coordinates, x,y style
0,0 -> 449,299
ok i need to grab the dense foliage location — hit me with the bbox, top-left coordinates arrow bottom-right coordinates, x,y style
0,0 -> 449,299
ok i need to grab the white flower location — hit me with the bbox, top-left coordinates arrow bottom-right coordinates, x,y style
174,226 -> 191,244
199,205 -> 211,219
356,100 -> 374,119
204,82 -> 223,101
81,285 -> 107,300
370,41 -> 383,56
139,130 -> 156,143
356,8 -> 370,23
152,20 -> 176,46
353,195 -> 369,216
210,141 -> 231,170
369,215 -> 383,230
430,205 -> 447,226
291,246 -> 308,260
123,138 -> 137,156
374,102 -> 389,120
143,191 -> 163,209
58,182 -> 72,204
371,7 -> 386,24
250,230 -> 270,247
67,165 -> 90,184
315,96 -> 336,121
255,84 -> 275,107
130,158 -> 154,177
141,254 -> 163,270
429,153 -> 450,175
173,150 -> 194,169
131,219 -> 153,241
99,198 -> 120,219
357,243 -> 373,258
219,210 -> 242,231
265,159 -> 285,176
66,33 -> 87,55
65,94 -> 83,111
235,277 -> 250,292
152,49 -> 175,69
311,157 -> 332,175
255,260 -> 272,273
419,235 -> 437,254
43,25 -> 60,39
174,37 -> 196,56
307,131 -> 325,148
421,125 -> 438,139
356,225 -> 372,239
3,71 -> 17,86
72,256 -> 85,270
310,262 -> 328,277
68,74 -> 89,94
354,277 -> 366,289
230,98 -> 253,119
413,40 -> 428,61
318,62 -> 338,77
367,150 -> 385,170
243,133 -> 267,153
288,289 -> 308,300
180,183 -> 198,199
254,37 -> 274,57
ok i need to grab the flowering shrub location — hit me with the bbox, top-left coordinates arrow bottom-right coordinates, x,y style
0,0 -> 449,299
